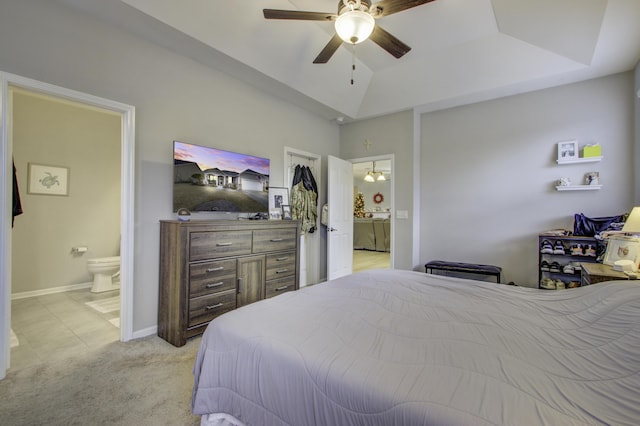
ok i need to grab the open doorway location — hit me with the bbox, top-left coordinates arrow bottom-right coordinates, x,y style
1,72 -> 135,379
351,156 -> 393,272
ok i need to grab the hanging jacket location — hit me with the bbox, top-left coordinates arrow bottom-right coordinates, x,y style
290,165 -> 318,234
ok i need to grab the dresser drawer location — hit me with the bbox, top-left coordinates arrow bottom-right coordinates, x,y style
265,276 -> 296,299
265,252 -> 296,280
253,229 -> 297,253
188,290 -> 237,327
190,230 -> 252,261
189,259 -> 237,299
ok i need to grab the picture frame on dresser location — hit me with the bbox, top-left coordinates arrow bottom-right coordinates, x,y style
603,236 -> 640,266
269,187 -> 289,212
557,140 -> 578,162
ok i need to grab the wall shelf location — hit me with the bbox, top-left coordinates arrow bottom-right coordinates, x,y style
557,156 -> 602,165
556,184 -> 602,191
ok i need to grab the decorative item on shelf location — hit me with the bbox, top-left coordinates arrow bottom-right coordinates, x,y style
557,177 -> 572,187
177,208 -> 191,222
373,192 -> 384,204
557,140 -> 578,162
583,144 -> 601,158
585,172 -> 599,185
281,205 -> 292,220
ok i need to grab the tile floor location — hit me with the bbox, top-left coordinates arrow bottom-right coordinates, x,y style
9,288 -> 120,371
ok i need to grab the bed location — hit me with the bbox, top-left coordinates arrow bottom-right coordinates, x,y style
192,269 -> 640,425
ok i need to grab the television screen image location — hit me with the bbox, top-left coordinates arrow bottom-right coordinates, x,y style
173,141 -> 270,213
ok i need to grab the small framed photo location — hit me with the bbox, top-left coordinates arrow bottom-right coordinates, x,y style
27,163 -> 69,196
603,236 -> 640,267
269,210 -> 282,220
281,205 -> 292,220
557,140 -> 579,162
269,187 -> 289,212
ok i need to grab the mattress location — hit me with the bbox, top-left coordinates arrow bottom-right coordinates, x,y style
192,269 -> 640,425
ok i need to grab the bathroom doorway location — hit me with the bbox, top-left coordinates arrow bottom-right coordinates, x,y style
351,155 -> 394,272
0,72 -> 135,378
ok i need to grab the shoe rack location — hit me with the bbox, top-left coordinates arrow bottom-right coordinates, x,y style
538,234 -> 599,289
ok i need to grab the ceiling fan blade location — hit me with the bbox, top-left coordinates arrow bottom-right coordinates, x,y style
371,0 -> 436,17
313,34 -> 343,64
369,25 -> 411,58
263,9 -> 336,21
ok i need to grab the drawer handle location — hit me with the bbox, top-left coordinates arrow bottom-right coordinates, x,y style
205,303 -> 224,310
206,282 -> 224,288
270,238 -> 284,242
216,242 -> 233,247
206,267 -> 224,272
275,268 -> 289,274
275,286 -> 289,291
276,257 -> 289,261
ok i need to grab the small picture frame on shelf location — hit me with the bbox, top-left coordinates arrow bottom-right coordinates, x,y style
269,187 -> 289,213
584,171 -> 600,186
557,140 -> 579,162
281,205 -> 292,220
603,236 -> 640,266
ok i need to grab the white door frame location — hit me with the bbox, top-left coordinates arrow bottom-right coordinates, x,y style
349,154 -> 395,269
0,72 -> 135,379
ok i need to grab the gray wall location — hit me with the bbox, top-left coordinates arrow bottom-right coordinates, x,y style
0,0 -> 339,332
12,91 -> 121,293
340,111 -> 414,270
420,73 -> 635,287
635,62 -> 640,205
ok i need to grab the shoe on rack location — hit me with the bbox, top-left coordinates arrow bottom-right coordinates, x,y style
549,261 -> 561,273
540,240 -> 554,254
585,244 -> 596,257
540,278 -> 556,290
563,264 -> 575,274
555,280 -> 566,289
541,260 -> 550,271
570,244 -> 583,256
553,241 -> 566,255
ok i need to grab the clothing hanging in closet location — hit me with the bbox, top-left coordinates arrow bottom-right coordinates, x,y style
290,165 -> 318,234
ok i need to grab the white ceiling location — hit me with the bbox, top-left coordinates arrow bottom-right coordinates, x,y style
57,0 -> 640,122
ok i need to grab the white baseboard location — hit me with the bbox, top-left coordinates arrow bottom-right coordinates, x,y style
132,325 -> 157,340
11,282 -> 93,300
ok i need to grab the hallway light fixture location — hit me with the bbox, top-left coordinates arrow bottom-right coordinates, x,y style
364,172 -> 375,182
363,161 -> 385,183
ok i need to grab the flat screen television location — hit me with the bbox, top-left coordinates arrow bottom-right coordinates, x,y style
173,141 -> 270,214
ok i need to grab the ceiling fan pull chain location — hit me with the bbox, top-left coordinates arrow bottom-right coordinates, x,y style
351,47 -> 356,85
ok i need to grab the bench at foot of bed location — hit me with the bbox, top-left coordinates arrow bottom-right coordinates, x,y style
424,260 -> 502,283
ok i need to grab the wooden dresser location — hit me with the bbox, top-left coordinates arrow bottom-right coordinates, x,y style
158,220 -> 300,347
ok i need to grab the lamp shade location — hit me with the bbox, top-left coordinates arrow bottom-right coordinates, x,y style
364,172 -> 375,182
335,10 -> 375,44
622,207 -> 640,233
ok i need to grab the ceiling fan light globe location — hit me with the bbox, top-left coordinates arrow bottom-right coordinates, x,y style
335,10 -> 374,44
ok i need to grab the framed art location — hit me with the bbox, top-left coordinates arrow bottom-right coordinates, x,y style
269,187 -> 289,212
603,236 -> 640,267
27,163 -> 69,196
557,140 -> 578,162
269,210 -> 282,220
281,205 -> 292,220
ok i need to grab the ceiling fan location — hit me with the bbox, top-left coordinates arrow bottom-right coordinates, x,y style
263,0 -> 436,64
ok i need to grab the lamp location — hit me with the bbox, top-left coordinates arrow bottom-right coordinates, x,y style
335,5 -> 375,44
364,172 -> 375,182
622,207 -> 640,235
377,173 -> 386,181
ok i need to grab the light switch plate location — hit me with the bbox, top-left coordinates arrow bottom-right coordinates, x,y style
396,210 -> 409,219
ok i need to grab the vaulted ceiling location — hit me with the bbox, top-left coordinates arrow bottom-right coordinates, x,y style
58,0 -> 640,122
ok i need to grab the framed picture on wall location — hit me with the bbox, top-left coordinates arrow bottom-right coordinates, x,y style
27,163 -> 69,196
557,140 -> 578,162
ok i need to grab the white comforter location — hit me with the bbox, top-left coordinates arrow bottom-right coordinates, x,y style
192,270 -> 640,425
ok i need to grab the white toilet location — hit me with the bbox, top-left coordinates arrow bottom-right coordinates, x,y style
87,256 -> 121,293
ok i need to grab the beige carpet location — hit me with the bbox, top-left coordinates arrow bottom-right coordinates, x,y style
0,335 -> 202,425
